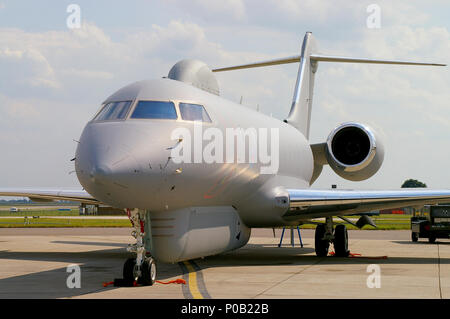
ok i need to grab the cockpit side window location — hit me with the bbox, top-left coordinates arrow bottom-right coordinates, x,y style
179,103 -> 212,123
131,101 -> 178,119
93,101 -> 132,121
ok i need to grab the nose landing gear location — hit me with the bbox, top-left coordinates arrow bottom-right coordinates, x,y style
124,208 -> 156,286
315,217 -> 350,257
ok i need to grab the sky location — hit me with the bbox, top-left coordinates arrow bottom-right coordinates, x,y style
0,0 -> 449,192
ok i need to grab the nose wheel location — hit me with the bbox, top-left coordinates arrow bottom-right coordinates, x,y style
141,257 -> 157,285
123,256 -> 157,286
124,208 -> 157,286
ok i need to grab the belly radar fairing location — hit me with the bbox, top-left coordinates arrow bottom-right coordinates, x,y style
1,32 -> 449,286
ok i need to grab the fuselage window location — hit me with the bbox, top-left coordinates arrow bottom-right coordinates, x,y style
93,101 -> 132,121
179,103 -> 212,123
131,101 -> 178,119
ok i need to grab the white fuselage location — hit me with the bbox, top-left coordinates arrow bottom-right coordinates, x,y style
75,78 -> 313,227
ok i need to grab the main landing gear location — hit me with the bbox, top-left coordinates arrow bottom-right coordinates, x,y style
124,208 -> 156,286
315,217 -> 350,257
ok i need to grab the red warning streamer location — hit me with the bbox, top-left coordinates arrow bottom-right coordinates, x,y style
102,278 -> 186,287
329,251 -> 388,259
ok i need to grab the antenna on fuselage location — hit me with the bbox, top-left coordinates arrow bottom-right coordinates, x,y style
212,32 -> 446,140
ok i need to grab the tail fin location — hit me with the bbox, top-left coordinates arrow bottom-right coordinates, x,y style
286,32 -> 317,139
213,32 -> 445,140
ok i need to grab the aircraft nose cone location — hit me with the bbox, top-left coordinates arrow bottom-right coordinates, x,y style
89,165 -> 112,185
75,121 -> 173,208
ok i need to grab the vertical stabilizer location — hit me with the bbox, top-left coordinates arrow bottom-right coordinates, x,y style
285,32 -> 318,140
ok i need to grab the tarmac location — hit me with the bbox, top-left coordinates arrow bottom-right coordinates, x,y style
0,228 -> 448,299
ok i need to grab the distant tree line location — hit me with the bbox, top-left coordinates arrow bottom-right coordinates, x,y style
401,179 -> 427,188
0,199 -> 33,204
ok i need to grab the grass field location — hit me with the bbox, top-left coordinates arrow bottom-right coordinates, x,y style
0,213 -> 412,229
0,209 -> 79,217
0,217 -> 131,228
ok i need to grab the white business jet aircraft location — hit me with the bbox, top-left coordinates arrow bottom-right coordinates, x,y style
1,32 -> 449,286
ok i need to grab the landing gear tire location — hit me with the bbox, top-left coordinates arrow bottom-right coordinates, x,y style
123,258 -> 136,283
122,257 -> 156,286
428,236 -> 436,244
139,257 -> 157,286
315,224 -> 329,257
411,232 -> 418,242
334,224 -> 349,257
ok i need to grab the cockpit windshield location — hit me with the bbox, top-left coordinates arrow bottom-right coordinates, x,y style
179,103 -> 212,122
93,101 -> 132,121
131,101 -> 178,119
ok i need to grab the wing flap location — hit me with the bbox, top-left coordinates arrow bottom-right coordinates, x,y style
285,189 -> 450,219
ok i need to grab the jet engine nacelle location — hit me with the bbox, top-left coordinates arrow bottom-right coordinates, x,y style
325,123 -> 384,181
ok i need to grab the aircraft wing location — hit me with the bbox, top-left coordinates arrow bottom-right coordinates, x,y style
284,189 -> 450,220
0,188 -> 100,205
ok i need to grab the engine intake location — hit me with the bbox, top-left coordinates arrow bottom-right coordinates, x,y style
326,123 -> 384,181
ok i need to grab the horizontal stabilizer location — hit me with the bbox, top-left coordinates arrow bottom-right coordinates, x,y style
310,54 -> 446,66
212,55 -> 445,72
212,56 -> 300,72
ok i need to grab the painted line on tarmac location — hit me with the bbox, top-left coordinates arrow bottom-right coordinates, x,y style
178,262 -> 193,299
189,260 -> 211,298
178,260 -> 210,299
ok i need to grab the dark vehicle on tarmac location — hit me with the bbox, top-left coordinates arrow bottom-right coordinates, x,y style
411,205 -> 450,243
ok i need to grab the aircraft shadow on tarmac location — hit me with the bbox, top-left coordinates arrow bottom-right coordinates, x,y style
0,240 -> 185,298
0,247 -> 139,298
0,241 -> 448,298
392,240 -> 450,246
51,240 -> 129,248
198,242 -> 450,268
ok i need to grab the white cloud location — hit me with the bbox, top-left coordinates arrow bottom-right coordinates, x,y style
60,68 -> 114,80
0,93 -> 40,122
0,47 -> 60,90
166,0 -> 246,22
0,21 -> 225,102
